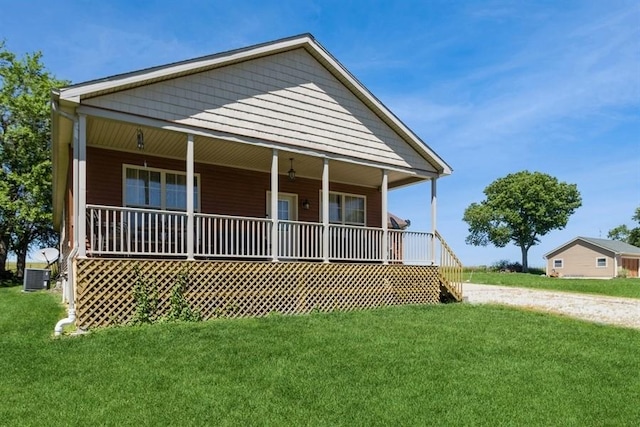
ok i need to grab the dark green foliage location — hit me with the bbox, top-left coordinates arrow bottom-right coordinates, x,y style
131,266 -> 159,324
131,266 -> 201,324
168,270 -> 201,322
491,259 -> 523,272
0,41 -> 68,277
608,206 -> 640,247
463,171 -> 581,271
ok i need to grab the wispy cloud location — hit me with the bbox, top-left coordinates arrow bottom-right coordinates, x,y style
385,2 -> 640,152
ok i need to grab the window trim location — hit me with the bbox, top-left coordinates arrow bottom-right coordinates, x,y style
122,164 -> 200,211
596,257 -> 607,268
319,190 -> 367,226
266,191 -> 298,221
553,259 -> 563,269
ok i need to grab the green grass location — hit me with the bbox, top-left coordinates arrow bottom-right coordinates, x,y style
466,271 -> 640,299
1,285 -> 639,426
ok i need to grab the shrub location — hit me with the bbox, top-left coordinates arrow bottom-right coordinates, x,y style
527,267 -> 546,275
490,260 -> 522,273
168,271 -> 201,322
617,268 -> 629,278
131,266 -> 159,324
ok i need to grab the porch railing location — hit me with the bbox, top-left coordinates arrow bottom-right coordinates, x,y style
86,205 -> 443,265
88,205 -> 188,256
279,220 -> 324,260
329,224 -> 383,261
195,213 -> 272,258
435,230 -> 463,298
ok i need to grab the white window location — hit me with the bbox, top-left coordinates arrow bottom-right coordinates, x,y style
596,257 -> 607,268
553,259 -> 563,268
322,192 -> 366,226
123,165 -> 199,211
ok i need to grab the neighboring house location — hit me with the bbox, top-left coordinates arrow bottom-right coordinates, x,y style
544,237 -> 640,278
51,34 -> 462,333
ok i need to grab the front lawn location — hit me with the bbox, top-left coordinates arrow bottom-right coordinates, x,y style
466,271 -> 640,299
1,285 -> 639,426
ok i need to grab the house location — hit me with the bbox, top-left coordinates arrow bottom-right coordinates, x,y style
51,34 -> 462,334
544,237 -> 640,278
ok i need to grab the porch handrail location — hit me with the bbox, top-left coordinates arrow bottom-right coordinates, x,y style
435,230 -> 463,299
87,204 -> 188,256
195,212 -> 272,258
389,229 -> 434,264
278,220 -> 324,260
328,224 -> 384,261
86,205 -> 445,267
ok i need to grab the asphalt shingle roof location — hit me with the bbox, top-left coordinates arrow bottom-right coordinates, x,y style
578,237 -> 640,255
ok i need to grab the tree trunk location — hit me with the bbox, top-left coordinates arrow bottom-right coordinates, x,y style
15,245 -> 28,280
520,245 -> 529,273
0,234 -> 8,276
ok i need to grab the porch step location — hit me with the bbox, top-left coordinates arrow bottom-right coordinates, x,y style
438,273 -> 463,303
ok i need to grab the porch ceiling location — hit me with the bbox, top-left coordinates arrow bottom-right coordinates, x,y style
86,117 -> 425,188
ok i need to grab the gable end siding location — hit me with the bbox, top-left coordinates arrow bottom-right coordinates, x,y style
546,241 -> 616,277
83,49 -> 436,174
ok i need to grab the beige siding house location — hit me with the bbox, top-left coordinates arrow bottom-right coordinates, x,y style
544,237 -> 640,278
51,34 -> 462,333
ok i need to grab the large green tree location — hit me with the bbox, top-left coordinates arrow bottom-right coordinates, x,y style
463,171 -> 582,272
0,41 -> 67,278
607,207 -> 640,247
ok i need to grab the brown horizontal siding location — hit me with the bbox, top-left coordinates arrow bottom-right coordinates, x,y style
86,147 -> 382,226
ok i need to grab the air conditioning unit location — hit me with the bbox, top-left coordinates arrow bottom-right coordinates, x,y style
23,268 -> 50,291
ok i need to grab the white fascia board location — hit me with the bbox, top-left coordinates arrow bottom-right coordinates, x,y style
58,36 -> 314,102
305,40 -> 453,176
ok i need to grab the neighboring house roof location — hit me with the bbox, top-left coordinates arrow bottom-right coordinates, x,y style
544,236 -> 640,258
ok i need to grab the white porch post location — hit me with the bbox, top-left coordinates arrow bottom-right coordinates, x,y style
381,169 -> 389,264
186,134 -> 195,260
72,118 -> 79,253
77,114 -> 87,258
431,177 -> 437,265
322,158 -> 330,263
270,149 -> 279,261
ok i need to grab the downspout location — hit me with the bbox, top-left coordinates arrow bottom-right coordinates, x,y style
52,100 -> 79,336
54,248 -> 77,336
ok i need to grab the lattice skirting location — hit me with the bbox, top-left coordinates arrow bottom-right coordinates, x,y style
74,259 -> 442,329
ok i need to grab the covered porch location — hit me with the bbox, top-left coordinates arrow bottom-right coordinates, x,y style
71,115 -> 445,266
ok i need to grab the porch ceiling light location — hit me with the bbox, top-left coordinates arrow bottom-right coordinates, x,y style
288,158 -> 296,181
136,128 -> 144,150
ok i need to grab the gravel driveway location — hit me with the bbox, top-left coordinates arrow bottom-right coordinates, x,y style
463,283 -> 640,330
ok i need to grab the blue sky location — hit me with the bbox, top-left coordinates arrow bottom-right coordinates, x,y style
2,0 -> 639,267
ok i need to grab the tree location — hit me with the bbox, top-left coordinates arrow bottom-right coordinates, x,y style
463,171 -> 582,272
0,41 -> 67,278
608,207 -> 640,247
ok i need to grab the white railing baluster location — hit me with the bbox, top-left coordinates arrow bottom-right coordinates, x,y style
87,205 -> 437,265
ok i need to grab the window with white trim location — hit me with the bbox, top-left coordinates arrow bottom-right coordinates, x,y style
596,257 -> 607,268
322,192 -> 366,226
123,165 -> 200,211
553,259 -> 563,268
